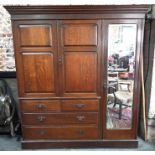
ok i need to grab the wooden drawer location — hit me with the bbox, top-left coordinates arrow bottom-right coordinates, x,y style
22,126 -> 100,140
20,100 -> 61,113
61,100 -> 99,112
22,112 -> 98,125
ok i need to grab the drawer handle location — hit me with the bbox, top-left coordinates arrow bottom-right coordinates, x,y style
77,129 -> 85,136
74,104 -> 86,109
36,104 -> 46,109
37,116 -> 46,122
76,115 -> 85,121
37,130 -> 46,135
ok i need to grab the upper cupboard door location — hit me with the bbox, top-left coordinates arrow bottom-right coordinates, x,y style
13,20 -> 58,97
58,20 -> 101,98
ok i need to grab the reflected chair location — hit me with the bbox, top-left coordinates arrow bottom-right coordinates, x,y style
108,80 -> 133,119
107,78 -> 118,105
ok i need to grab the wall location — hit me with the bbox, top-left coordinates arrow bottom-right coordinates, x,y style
0,5 -> 15,72
0,5 -> 18,105
149,50 -> 155,118
146,5 -> 155,119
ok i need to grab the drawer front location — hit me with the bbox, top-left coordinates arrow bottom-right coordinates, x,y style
62,100 -> 99,112
22,112 -> 98,125
20,100 -> 61,113
22,126 -> 100,140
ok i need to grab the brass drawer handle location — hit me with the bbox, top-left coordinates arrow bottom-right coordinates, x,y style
37,130 -> 46,135
36,104 -> 46,109
74,104 -> 86,109
37,116 -> 46,122
76,115 -> 85,121
77,129 -> 85,136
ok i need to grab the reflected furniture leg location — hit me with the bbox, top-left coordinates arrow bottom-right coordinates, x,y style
119,102 -> 122,119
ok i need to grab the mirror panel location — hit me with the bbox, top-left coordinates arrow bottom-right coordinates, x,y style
106,24 -> 137,129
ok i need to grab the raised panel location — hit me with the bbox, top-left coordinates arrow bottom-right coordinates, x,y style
64,52 -> 97,92
20,25 -> 52,46
62,24 -> 97,46
22,53 -> 54,93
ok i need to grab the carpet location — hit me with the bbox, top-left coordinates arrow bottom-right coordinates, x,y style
108,105 -> 132,129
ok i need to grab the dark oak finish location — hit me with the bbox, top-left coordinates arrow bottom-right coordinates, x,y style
22,53 -> 55,93
22,140 -> 138,149
64,52 -> 97,92
12,20 -> 59,97
62,24 -> 97,46
61,100 -> 99,112
22,126 -> 100,140
4,5 -> 150,149
20,25 -> 52,47
58,20 -> 101,97
5,5 -> 150,14
20,100 -> 61,113
22,112 -> 98,125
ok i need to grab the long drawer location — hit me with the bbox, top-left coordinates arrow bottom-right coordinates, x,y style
20,100 -> 61,113
22,112 -> 98,125
61,100 -> 99,112
22,126 -> 100,140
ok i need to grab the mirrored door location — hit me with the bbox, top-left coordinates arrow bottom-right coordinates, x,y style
106,24 -> 137,130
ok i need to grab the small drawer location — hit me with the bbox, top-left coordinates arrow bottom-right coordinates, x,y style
20,100 -> 61,113
22,112 -> 98,125
22,126 -> 100,140
61,100 -> 99,112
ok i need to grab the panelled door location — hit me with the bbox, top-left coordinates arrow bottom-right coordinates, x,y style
13,20 -> 58,97
58,20 -> 102,98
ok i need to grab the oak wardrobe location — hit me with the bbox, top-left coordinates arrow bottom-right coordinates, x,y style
5,5 -> 150,149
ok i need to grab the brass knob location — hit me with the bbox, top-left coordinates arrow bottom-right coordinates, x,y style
76,115 -> 85,121
36,104 -> 46,109
74,104 -> 86,109
37,116 -> 46,122
58,56 -> 63,65
77,129 -> 85,136
37,130 -> 46,135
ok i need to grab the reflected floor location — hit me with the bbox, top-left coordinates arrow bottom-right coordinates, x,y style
107,104 -> 132,129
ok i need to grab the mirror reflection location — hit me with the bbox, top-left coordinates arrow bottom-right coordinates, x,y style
106,24 -> 137,129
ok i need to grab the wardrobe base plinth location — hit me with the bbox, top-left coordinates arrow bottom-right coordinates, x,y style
22,139 -> 138,149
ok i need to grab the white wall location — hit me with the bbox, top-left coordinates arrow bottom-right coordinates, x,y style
149,45 -> 155,118
148,5 -> 155,118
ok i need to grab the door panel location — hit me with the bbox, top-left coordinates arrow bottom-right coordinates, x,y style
63,24 -> 97,45
22,53 -> 54,93
64,52 -> 97,92
58,20 -> 101,97
20,25 -> 52,47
